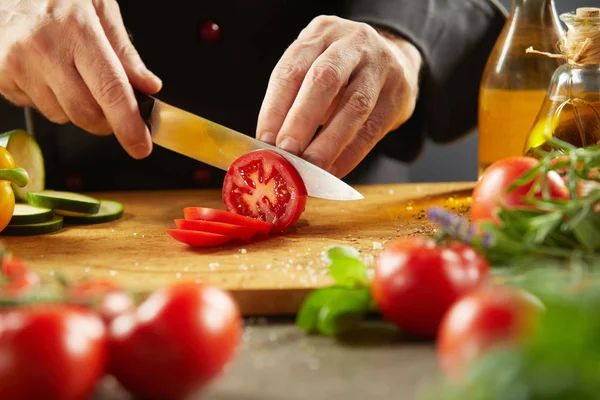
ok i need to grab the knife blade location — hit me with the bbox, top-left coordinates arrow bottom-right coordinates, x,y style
134,90 -> 364,201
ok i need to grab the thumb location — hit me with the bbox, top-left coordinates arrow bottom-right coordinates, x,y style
93,0 -> 162,94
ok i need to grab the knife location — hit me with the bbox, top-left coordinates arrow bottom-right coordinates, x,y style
133,90 -> 364,201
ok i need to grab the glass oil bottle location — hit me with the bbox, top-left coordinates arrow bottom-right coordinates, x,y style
523,7 -> 600,155
478,0 -> 565,176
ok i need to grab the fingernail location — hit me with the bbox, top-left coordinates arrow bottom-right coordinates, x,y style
259,131 -> 277,145
278,137 -> 300,155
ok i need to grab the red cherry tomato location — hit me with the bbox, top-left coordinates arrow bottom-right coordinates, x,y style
437,285 -> 543,380
174,218 -> 258,240
222,149 -> 308,232
108,282 -> 242,400
0,254 -> 40,297
183,207 -> 273,234
372,236 -> 490,338
166,229 -> 233,247
0,304 -> 108,400
471,156 -> 570,225
67,279 -> 134,324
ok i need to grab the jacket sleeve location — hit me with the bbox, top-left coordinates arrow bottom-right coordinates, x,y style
337,0 -> 507,162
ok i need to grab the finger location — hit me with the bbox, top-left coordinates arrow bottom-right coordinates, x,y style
15,76 -> 69,125
0,79 -> 34,108
301,62 -> 386,171
273,42 -> 360,156
46,63 -> 112,136
93,0 -> 162,94
255,37 -> 326,145
329,84 -> 400,178
73,7 -> 152,159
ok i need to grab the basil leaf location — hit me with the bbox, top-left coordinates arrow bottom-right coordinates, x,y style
323,246 -> 368,288
315,287 -> 372,337
524,212 -> 563,245
295,287 -> 371,336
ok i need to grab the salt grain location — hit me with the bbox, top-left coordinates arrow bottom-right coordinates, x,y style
84,267 -> 90,273
265,264 -> 272,270
184,266 -> 189,272
240,248 -> 247,254
388,189 -> 395,195
175,272 -> 182,279
209,262 -> 220,268
109,270 -> 117,276
372,242 -> 383,250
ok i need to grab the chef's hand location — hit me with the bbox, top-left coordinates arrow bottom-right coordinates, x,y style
0,0 -> 161,159
256,16 -> 422,178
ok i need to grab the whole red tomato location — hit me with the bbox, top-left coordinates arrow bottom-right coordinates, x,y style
436,285 -> 543,380
471,156 -> 570,225
0,304 -> 108,400
108,282 -> 242,400
371,236 -> 490,338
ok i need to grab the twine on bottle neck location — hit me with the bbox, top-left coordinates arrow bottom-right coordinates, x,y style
526,30 -> 600,65
526,9 -> 600,65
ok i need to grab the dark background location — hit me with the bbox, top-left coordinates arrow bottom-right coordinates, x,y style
0,0 -> 594,183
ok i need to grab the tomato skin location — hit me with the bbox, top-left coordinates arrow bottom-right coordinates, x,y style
372,236 -> 490,337
166,228 -> 233,247
174,218 -> 258,240
437,285 -> 542,380
0,304 -> 108,400
222,149 -> 307,233
108,282 -> 242,400
183,207 -> 273,234
471,157 -> 570,225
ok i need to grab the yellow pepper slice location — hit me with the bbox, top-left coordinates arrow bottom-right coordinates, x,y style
0,147 -> 29,232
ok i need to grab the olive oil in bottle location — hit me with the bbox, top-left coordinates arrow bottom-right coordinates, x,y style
524,8 -> 600,155
478,0 -> 564,176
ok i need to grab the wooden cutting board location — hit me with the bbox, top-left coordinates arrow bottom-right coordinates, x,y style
0,182 -> 474,315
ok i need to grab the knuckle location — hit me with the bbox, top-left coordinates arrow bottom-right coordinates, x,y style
272,61 -> 306,88
346,90 -> 375,118
94,75 -> 128,109
62,5 -> 89,27
353,23 -> 376,41
361,118 -> 384,142
310,62 -> 343,88
46,110 -> 70,125
311,15 -> 336,30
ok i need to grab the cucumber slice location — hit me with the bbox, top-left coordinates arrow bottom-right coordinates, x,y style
10,204 -> 53,225
27,190 -> 101,214
1,215 -> 63,236
56,200 -> 124,224
0,130 -> 45,202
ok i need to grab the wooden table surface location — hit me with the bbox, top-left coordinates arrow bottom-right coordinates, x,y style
1,182 -> 474,315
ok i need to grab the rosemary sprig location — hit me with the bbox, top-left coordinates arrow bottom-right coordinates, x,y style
428,138 -> 600,267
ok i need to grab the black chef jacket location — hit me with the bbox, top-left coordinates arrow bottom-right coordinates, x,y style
27,0 -> 506,192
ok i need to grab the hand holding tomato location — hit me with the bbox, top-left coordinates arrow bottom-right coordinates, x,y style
256,16 -> 422,178
372,236 -> 490,337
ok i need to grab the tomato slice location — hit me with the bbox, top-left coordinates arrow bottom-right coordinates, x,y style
174,219 -> 257,240
166,229 -> 233,247
221,149 -> 307,232
183,207 -> 272,234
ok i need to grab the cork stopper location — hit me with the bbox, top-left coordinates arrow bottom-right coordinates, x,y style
576,8 -> 600,18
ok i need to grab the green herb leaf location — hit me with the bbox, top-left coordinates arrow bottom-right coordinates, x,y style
295,286 -> 372,336
323,245 -> 368,288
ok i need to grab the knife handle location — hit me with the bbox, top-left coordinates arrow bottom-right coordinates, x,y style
133,88 -> 156,129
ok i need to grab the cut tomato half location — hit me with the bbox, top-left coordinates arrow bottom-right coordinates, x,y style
166,229 -> 233,247
174,219 -> 258,240
222,149 -> 307,232
183,207 -> 272,234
